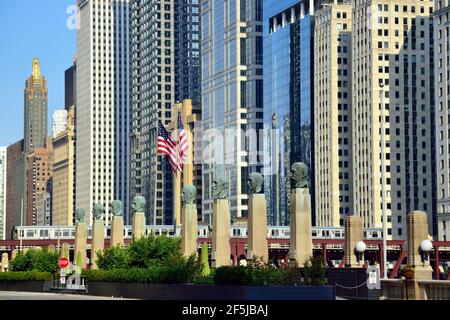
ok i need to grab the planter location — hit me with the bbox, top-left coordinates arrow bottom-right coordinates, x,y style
86,282 -> 336,300
0,280 -> 47,293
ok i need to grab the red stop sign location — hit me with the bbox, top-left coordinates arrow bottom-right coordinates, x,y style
58,257 -> 69,268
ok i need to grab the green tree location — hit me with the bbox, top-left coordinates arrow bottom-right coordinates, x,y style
303,256 -> 327,286
96,245 -> 131,270
127,233 -> 182,268
200,242 -> 210,276
10,249 -> 59,273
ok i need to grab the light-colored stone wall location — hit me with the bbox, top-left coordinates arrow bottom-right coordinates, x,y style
212,200 -> 231,268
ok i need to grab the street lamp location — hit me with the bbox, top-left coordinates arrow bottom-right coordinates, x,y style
355,241 -> 367,266
420,239 -> 433,263
379,81 -> 388,279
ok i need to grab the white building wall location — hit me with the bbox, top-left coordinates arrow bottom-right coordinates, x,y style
76,0 -> 130,225
52,110 -> 68,137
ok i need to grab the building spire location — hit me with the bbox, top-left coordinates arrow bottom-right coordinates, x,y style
32,58 -> 41,79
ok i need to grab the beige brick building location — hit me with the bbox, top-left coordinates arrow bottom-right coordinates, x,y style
52,106 -> 76,226
352,0 -> 436,239
315,2 -> 353,227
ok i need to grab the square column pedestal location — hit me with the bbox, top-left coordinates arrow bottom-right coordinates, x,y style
289,188 -> 313,266
247,194 -> 268,263
212,199 -> 231,268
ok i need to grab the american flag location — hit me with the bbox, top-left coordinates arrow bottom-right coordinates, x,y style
157,120 -> 178,174
177,112 -> 188,171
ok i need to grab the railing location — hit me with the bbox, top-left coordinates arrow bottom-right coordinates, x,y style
381,279 -> 450,300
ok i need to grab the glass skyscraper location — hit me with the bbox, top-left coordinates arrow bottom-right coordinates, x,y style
263,0 -> 315,226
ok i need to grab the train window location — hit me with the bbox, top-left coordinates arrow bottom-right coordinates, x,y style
63,230 -> 70,237
27,231 -> 34,238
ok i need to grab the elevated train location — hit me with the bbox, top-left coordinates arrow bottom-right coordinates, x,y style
13,225 -> 383,241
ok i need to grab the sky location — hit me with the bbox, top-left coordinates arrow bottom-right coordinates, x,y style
0,0 -> 76,147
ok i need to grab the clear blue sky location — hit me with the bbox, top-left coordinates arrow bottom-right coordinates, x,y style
0,0 -> 76,147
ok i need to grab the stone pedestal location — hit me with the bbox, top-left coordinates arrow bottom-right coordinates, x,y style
212,199 -> 231,268
1,253 -> 8,272
344,215 -> 364,267
11,250 -> 17,261
111,216 -> 124,247
247,194 -> 268,263
91,220 -> 104,269
407,211 -> 433,280
181,204 -> 198,258
61,243 -> 70,259
289,188 -> 313,267
132,212 -> 146,239
74,223 -> 87,269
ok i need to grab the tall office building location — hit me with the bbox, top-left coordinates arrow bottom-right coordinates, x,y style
24,59 -> 48,152
130,0 -> 201,225
65,62 -> 77,110
53,106 -> 76,226
352,0 -> 436,239
5,140 -> 24,239
263,0 -> 315,226
26,137 -> 53,226
52,110 -> 68,138
314,2 -> 353,227
201,0 -> 264,223
76,0 -> 131,225
0,147 -> 6,240
435,0 -> 450,240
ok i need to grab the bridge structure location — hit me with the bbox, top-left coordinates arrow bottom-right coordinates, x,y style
2,225 -> 450,280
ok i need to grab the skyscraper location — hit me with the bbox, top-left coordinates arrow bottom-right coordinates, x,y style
435,0 -> 450,240
76,0 -> 131,225
314,1 -> 353,227
0,147 -> 6,240
201,0 -> 264,223
24,59 -> 48,152
26,137 -> 53,226
130,0 -> 201,225
65,62 -> 77,111
263,0 -> 315,226
52,110 -> 68,138
352,0 -> 436,239
5,140 -> 24,239
53,106 -> 76,226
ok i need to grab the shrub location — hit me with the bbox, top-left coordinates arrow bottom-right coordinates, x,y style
214,257 -> 295,286
0,271 -> 53,281
214,266 -> 253,285
200,242 -> 211,277
96,245 -> 131,270
10,250 -> 60,273
96,233 -> 186,270
126,233 -> 183,268
303,256 -> 326,286
82,265 -> 195,284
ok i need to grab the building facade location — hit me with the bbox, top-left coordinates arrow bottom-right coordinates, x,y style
52,106 -> 76,226
352,0 -> 436,239
52,110 -> 68,138
263,0 -> 315,226
26,137 -> 53,226
435,0 -> 450,240
201,0 -> 264,223
314,2 -> 353,227
0,147 -> 6,240
24,59 -> 48,152
130,0 -> 201,225
5,140 -> 24,239
65,62 -> 77,110
76,0 -> 131,225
